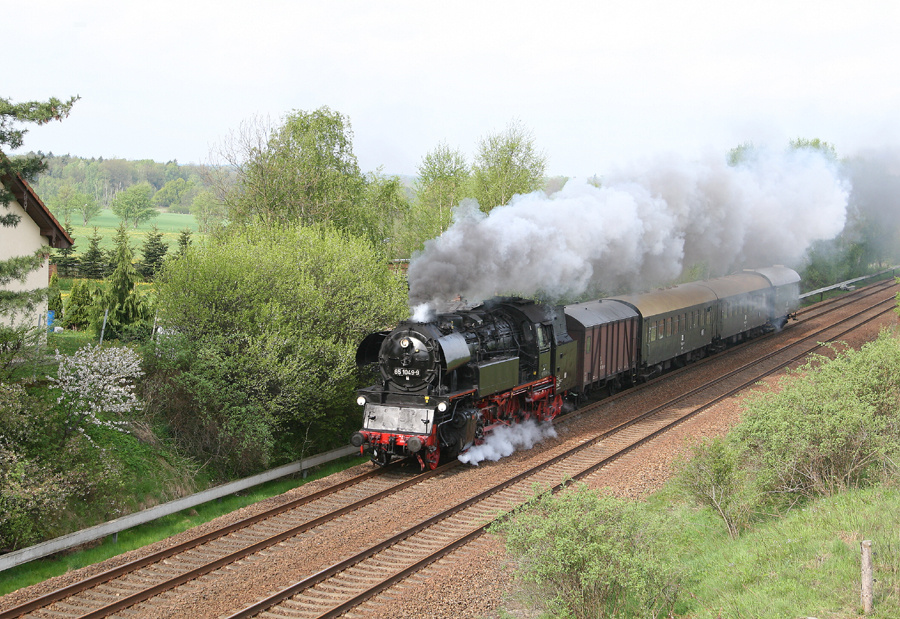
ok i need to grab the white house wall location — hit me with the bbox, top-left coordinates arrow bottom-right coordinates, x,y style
0,196 -> 50,329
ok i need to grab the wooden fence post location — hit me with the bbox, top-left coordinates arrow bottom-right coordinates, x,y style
861,540 -> 874,614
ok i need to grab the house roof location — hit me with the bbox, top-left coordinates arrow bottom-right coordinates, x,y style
1,167 -> 73,249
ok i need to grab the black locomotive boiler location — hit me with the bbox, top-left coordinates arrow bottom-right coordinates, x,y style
351,266 -> 800,469
352,299 -> 577,469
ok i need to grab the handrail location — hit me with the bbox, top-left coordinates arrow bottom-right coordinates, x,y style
800,266 -> 898,301
0,445 -> 358,572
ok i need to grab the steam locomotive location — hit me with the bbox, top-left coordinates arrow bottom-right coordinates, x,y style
351,266 -> 800,469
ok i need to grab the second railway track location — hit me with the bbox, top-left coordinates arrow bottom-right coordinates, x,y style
3,279 -> 897,619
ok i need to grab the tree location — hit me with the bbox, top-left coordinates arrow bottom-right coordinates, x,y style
75,191 -> 101,226
727,140 -> 757,166
48,182 -> 77,225
111,182 -> 157,228
0,383 -> 71,549
175,229 -> 192,258
363,169 -> 410,258
790,137 -> 838,160
138,225 -> 168,281
79,228 -> 106,279
47,273 -> 62,321
190,189 -> 227,234
212,107 -> 369,237
91,224 -> 151,339
415,142 -> 470,235
1,95 -> 79,225
52,224 -> 79,277
152,177 -> 192,209
471,119 -> 547,212
49,345 -> 143,442
1,95 -> 77,375
62,279 -> 93,331
48,183 -> 100,227
148,223 -> 408,475
844,152 -> 900,268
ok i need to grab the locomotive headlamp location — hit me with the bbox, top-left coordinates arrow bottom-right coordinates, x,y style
400,337 -> 410,348
437,402 -> 448,412
356,396 -> 367,406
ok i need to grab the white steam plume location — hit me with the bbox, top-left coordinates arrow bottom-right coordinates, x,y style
457,420 -> 557,466
408,148 -> 849,307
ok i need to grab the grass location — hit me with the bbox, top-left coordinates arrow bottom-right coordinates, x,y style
0,455 -> 370,597
646,485 -> 900,618
45,329 -> 95,356
66,208 -> 200,252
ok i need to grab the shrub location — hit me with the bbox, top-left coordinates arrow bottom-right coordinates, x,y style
62,279 -> 95,331
674,436 -> 757,538
675,331 -> 900,537
0,383 -> 71,550
736,333 -> 900,507
492,483 -> 683,619
148,223 -> 408,476
49,344 -> 144,444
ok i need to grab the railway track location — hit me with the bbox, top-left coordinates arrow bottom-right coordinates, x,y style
0,464 -> 457,619
223,285 -> 899,618
3,280 -> 896,619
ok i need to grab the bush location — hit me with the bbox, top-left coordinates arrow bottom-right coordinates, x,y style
147,223 -> 408,476
676,331 -> 900,538
492,483 -> 683,619
62,279 -> 95,331
0,383 -> 71,550
0,324 -> 44,381
736,332 -> 900,506
674,436 -> 758,538
49,344 -> 144,446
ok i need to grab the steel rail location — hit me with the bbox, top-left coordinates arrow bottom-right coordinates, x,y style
0,462 -> 454,619
226,292 -> 897,619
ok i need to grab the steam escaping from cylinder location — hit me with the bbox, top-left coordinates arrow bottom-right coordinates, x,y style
457,420 -> 557,466
407,147 -> 849,309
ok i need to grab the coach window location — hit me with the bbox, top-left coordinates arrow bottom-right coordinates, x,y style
666,317 -> 672,337
649,323 -> 656,342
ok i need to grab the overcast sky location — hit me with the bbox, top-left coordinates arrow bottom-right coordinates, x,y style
8,0 -> 900,179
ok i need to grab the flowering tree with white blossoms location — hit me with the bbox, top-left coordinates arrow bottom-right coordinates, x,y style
49,345 -> 144,442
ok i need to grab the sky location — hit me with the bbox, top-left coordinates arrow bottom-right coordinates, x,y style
8,0 -> 900,179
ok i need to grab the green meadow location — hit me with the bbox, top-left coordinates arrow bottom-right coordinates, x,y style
66,209 -> 200,252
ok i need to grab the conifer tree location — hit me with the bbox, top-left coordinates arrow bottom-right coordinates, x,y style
91,223 -> 149,339
175,229 -> 193,258
79,228 -> 106,279
52,223 -> 79,277
1,95 -> 77,374
62,279 -> 93,331
138,225 -> 168,281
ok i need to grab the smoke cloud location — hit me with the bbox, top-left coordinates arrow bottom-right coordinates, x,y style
457,420 -> 557,466
407,148 -> 850,308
